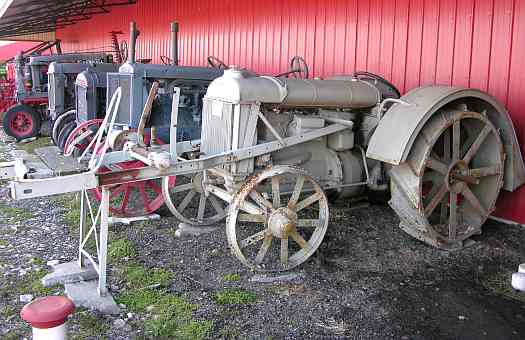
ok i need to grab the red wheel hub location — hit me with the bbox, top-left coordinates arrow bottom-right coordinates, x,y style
9,110 -> 34,137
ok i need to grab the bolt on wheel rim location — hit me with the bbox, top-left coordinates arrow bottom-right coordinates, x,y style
227,166 -> 329,271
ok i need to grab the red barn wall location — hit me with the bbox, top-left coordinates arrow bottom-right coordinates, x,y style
57,0 -> 525,224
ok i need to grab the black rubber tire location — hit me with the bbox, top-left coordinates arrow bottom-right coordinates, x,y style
52,110 -> 76,145
3,104 -> 41,141
57,121 -> 77,152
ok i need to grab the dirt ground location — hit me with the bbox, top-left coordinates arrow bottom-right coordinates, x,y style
1,135 -> 525,340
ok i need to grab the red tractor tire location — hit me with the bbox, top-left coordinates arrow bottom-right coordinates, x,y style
3,104 -> 42,141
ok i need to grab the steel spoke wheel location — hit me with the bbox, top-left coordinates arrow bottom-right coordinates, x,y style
162,171 -> 227,226
227,165 -> 329,271
391,110 -> 504,249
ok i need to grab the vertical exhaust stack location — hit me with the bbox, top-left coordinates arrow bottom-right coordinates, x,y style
129,21 -> 139,64
171,22 -> 179,66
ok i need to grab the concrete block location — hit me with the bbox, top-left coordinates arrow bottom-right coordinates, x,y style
41,261 -> 98,287
65,281 -> 120,315
512,272 -> 525,292
174,222 -> 219,237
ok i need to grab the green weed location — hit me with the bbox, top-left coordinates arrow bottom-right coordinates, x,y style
0,204 -> 32,222
108,238 -> 137,261
117,288 -> 162,312
144,295 -> 212,339
71,311 -> 109,340
16,137 -> 53,154
222,273 -> 241,282
215,289 -> 257,305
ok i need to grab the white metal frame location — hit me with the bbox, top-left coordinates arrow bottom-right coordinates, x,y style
77,187 -> 110,295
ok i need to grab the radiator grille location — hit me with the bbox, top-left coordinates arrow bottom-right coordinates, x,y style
201,98 -> 234,156
107,73 -> 132,125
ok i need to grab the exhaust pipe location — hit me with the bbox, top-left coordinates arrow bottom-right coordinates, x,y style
129,21 -> 140,64
171,22 -> 179,66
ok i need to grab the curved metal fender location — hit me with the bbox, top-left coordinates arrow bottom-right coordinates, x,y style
366,85 -> 525,191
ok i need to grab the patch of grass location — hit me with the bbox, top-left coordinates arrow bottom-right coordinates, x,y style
31,257 -> 45,265
122,264 -> 173,289
3,330 -> 23,340
222,273 -> 241,282
108,238 -> 137,261
481,272 -> 525,303
0,203 -> 32,222
54,193 -> 81,230
215,289 -> 257,305
17,269 -> 60,297
0,239 -> 9,246
0,305 -> 16,318
16,136 -> 53,154
71,311 -> 109,340
144,295 -> 212,339
117,288 -> 162,312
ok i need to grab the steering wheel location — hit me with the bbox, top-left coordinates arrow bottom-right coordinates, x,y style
353,71 -> 401,99
275,56 -> 310,79
160,55 -> 172,65
289,56 -> 309,79
119,41 -> 128,63
207,56 -> 228,69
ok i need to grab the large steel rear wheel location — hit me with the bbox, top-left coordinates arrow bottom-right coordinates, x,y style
390,110 -> 505,249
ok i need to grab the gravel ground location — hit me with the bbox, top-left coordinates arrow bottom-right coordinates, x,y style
1,133 -> 525,339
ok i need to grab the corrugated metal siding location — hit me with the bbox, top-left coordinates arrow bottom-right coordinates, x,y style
1,31 -> 55,42
56,0 -> 525,224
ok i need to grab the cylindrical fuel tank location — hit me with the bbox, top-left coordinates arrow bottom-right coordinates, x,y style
205,68 -> 381,109
280,78 -> 380,108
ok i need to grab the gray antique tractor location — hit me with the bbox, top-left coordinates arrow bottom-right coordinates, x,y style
49,62 -> 119,150
3,52 -> 112,140
2,34 -> 524,294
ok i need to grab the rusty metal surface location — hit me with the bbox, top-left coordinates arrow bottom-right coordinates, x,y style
389,110 -> 505,249
367,86 -> 525,192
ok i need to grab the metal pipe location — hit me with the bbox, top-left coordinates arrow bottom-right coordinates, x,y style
129,21 -> 138,64
171,22 -> 179,66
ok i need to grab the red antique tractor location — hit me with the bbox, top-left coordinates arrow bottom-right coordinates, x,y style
0,40 -> 62,140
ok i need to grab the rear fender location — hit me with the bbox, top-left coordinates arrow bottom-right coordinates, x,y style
366,86 -> 525,192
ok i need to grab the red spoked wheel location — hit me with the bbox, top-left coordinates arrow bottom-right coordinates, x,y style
62,118 -> 177,217
94,161 -> 176,217
3,104 -> 41,140
63,119 -> 103,156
